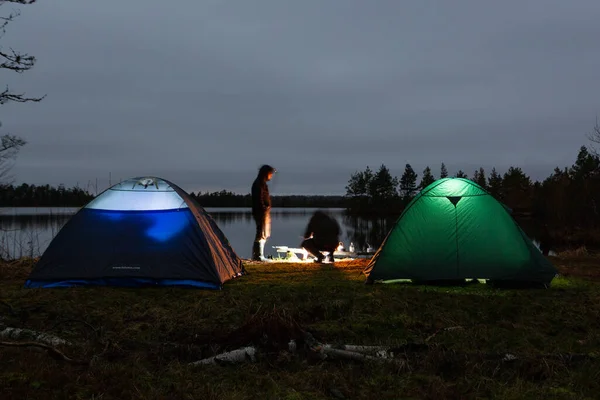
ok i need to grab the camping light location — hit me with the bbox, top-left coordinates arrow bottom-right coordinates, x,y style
133,177 -> 160,190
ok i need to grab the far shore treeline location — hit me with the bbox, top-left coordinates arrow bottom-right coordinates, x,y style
1,144 -> 599,248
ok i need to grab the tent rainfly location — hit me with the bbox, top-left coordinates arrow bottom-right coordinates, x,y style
25,177 -> 244,289
364,178 -> 557,287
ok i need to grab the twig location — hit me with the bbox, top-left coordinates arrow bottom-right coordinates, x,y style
481,352 -> 598,363
249,303 -> 262,319
49,319 -> 101,337
90,340 -> 111,366
0,341 -> 89,365
0,299 -> 17,316
425,325 -> 464,342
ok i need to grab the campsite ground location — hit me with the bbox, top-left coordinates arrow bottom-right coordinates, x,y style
1,252 -> 599,400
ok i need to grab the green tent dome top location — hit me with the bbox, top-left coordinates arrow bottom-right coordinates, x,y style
405,177 -> 511,213
420,177 -> 488,197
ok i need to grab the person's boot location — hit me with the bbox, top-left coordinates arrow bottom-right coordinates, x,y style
259,239 -> 268,261
327,252 -> 335,264
313,252 -> 325,263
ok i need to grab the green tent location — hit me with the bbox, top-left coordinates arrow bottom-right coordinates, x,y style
364,178 -> 557,287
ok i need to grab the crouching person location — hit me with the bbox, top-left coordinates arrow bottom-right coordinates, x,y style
301,210 -> 341,264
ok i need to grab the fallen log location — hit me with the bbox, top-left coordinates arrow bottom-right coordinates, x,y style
189,346 -> 257,366
190,339 -> 404,367
335,344 -> 388,353
188,337 -> 599,367
318,347 -> 405,366
0,326 -> 71,347
325,344 -> 390,358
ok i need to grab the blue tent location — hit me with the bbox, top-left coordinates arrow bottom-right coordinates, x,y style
25,177 -> 244,289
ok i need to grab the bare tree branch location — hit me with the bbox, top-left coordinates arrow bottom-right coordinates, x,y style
0,47 -> 35,72
0,341 -> 90,365
0,87 -> 45,104
0,133 -> 27,183
587,116 -> 600,157
0,9 -> 20,40
0,0 -> 43,183
0,0 -> 45,105
1,1 -> 38,6
0,134 -> 26,157
0,1 -> 37,40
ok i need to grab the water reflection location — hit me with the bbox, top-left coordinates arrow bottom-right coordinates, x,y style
341,214 -> 398,251
209,209 -> 401,254
0,214 -> 72,231
0,214 -> 71,259
206,208 -> 322,226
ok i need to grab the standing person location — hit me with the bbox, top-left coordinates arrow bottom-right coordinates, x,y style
251,164 -> 276,261
301,210 -> 341,264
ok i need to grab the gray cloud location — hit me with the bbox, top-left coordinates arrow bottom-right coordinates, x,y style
2,0 -> 599,195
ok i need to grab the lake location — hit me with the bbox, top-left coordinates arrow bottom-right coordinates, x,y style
0,207 -> 550,260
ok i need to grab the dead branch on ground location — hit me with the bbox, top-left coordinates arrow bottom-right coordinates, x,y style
0,340 -> 89,365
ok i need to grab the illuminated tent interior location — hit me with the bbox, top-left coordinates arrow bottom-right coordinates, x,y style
364,178 -> 557,287
25,177 -> 244,289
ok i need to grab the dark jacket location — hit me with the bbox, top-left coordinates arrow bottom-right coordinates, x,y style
304,211 -> 340,246
251,172 -> 271,216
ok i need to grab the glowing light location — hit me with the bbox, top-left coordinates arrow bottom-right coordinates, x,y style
99,210 -> 125,221
86,189 -> 188,211
111,177 -> 172,192
145,209 -> 191,242
87,209 -> 191,242
442,178 -> 468,193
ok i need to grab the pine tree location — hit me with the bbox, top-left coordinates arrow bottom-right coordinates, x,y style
455,170 -> 468,178
502,166 -> 532,212
567,146 -> 600,226
419,166 -> 435,188
370,164 -> 399,200
399,164 -> 418,199
570,146 -> 600,180
487,167 -> 503,199
472,167 -> 487,188
440,162 -> 448,178
345,166 -> 374,197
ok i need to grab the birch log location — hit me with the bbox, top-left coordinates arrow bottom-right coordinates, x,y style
0,326 -> 71,346
189,346 -> 257,366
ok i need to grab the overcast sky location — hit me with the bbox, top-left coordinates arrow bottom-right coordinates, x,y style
2,0 -> 600,195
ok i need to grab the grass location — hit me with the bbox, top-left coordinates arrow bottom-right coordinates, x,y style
1,255 -> 600,399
